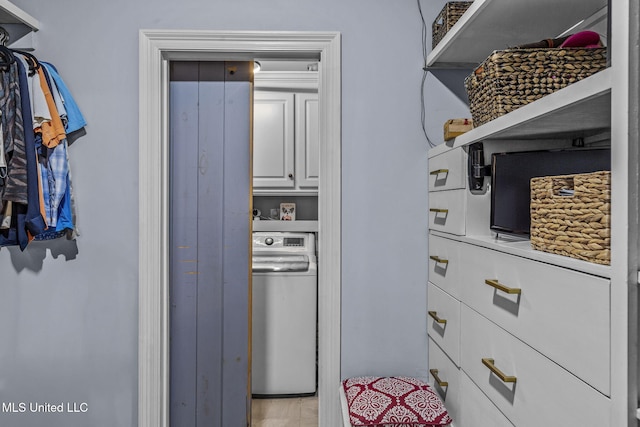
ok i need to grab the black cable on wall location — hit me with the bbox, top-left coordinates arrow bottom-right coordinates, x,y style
417,0 -> 437,148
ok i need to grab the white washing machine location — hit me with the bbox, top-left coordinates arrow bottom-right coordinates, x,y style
251,232 -> 317,396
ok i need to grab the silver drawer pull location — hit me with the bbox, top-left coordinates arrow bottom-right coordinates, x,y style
428,310 -> 447,324
430,369 -> 448,387
482,358 -> 517,383
429,255 -> 449,264
485,279 -> 521,295
430,168 -> 449,176
429,208 -> 449,213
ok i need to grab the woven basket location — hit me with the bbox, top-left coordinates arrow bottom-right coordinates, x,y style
465,47 -> 607,127
432,1 -> 473,48
530,170 -> 610,265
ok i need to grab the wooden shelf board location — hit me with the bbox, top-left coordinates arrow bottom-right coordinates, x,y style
427,0 -> 607,67
430,68 -> 612,157
0,0 -> 39,30
430,230 -> 611,279
253,220 -> 318,232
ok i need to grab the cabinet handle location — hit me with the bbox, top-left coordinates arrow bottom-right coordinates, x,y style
430,369 -> 448,387
484,279 -> 521,295
482,358 -> 517,383
430,168 -> 449,176
428,311 -> 447,324
429,208 -> 449,213
429,255 -> 449,264
288,173 -> 294,179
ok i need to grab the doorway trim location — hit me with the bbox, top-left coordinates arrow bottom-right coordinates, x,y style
138,30 -> 342,426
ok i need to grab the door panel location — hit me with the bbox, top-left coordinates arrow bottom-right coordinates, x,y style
295,93 -> 319,188
170,75 -> 200,427
253,92 -> 295,188
169,61 -> 251,427
220,79 -> 251,425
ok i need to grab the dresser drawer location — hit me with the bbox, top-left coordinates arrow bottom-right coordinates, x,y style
428,337 -> 461,424
428,282 -> 460,366
460,305 -> 610,426
428,234 -> 462,299
428,190 -> 466,235
459,243 -> 610,395
429,148 -> 466,192
458,371 -> 514,427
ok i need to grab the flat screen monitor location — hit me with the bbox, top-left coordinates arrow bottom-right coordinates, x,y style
490,148 -> 610,236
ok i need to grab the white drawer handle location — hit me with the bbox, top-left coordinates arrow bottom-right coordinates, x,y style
482,358 -> 517,383
430,168 -> 449,176
429,208 -> 449,213
430,369 -> 449,387
485,279 -> 521,295
429,255 -> 449,264
428,310 -> 447,324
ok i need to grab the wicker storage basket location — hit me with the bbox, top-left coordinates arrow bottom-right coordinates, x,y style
432,1 -> 473,48
465,47 -> 607,127
530,170 -> 610,265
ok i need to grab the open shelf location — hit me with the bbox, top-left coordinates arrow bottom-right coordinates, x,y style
430,230 -> 611,279
430,67 -> 611,157
0,0 -> 39,48
0,0 -> 38,28
427,0 -> 607,68
253,220 -> 318,233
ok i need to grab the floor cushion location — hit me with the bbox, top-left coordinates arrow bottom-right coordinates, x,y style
341,376 -> 452,426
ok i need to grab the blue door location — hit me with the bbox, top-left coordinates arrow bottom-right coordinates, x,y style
169,61 -> 252,427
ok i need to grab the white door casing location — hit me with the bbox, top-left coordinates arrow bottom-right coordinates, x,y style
138,30 -> 342,427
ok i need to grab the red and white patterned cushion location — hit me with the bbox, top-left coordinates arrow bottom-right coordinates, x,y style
342,376 -> 452,426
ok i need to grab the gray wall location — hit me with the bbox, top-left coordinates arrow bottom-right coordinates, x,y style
0,1 -> 469,426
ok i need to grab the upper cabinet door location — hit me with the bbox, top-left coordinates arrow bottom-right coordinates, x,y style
253,91 -> 295,189
295,93 -> 319,189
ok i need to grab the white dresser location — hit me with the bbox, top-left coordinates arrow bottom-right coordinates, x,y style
426,1 -> 638,426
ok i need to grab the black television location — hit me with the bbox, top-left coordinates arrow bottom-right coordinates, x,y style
490,148 -> 611,236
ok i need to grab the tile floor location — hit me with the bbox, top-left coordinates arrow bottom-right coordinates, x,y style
251,395 -> 318,427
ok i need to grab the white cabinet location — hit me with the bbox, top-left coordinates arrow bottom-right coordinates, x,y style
253,91 -> 295,189
459,243 -> 610,395
428,337 -> 461,424
427,1 -> 637,426
294,93 -> 319,189
457,372 -> 513,427
427,282 -> 461,366
429,148 -> 466,192
428,234 -> 463,299
428,189 -> 466,236
253,73 -> 319,194
461,305 -> 610,427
